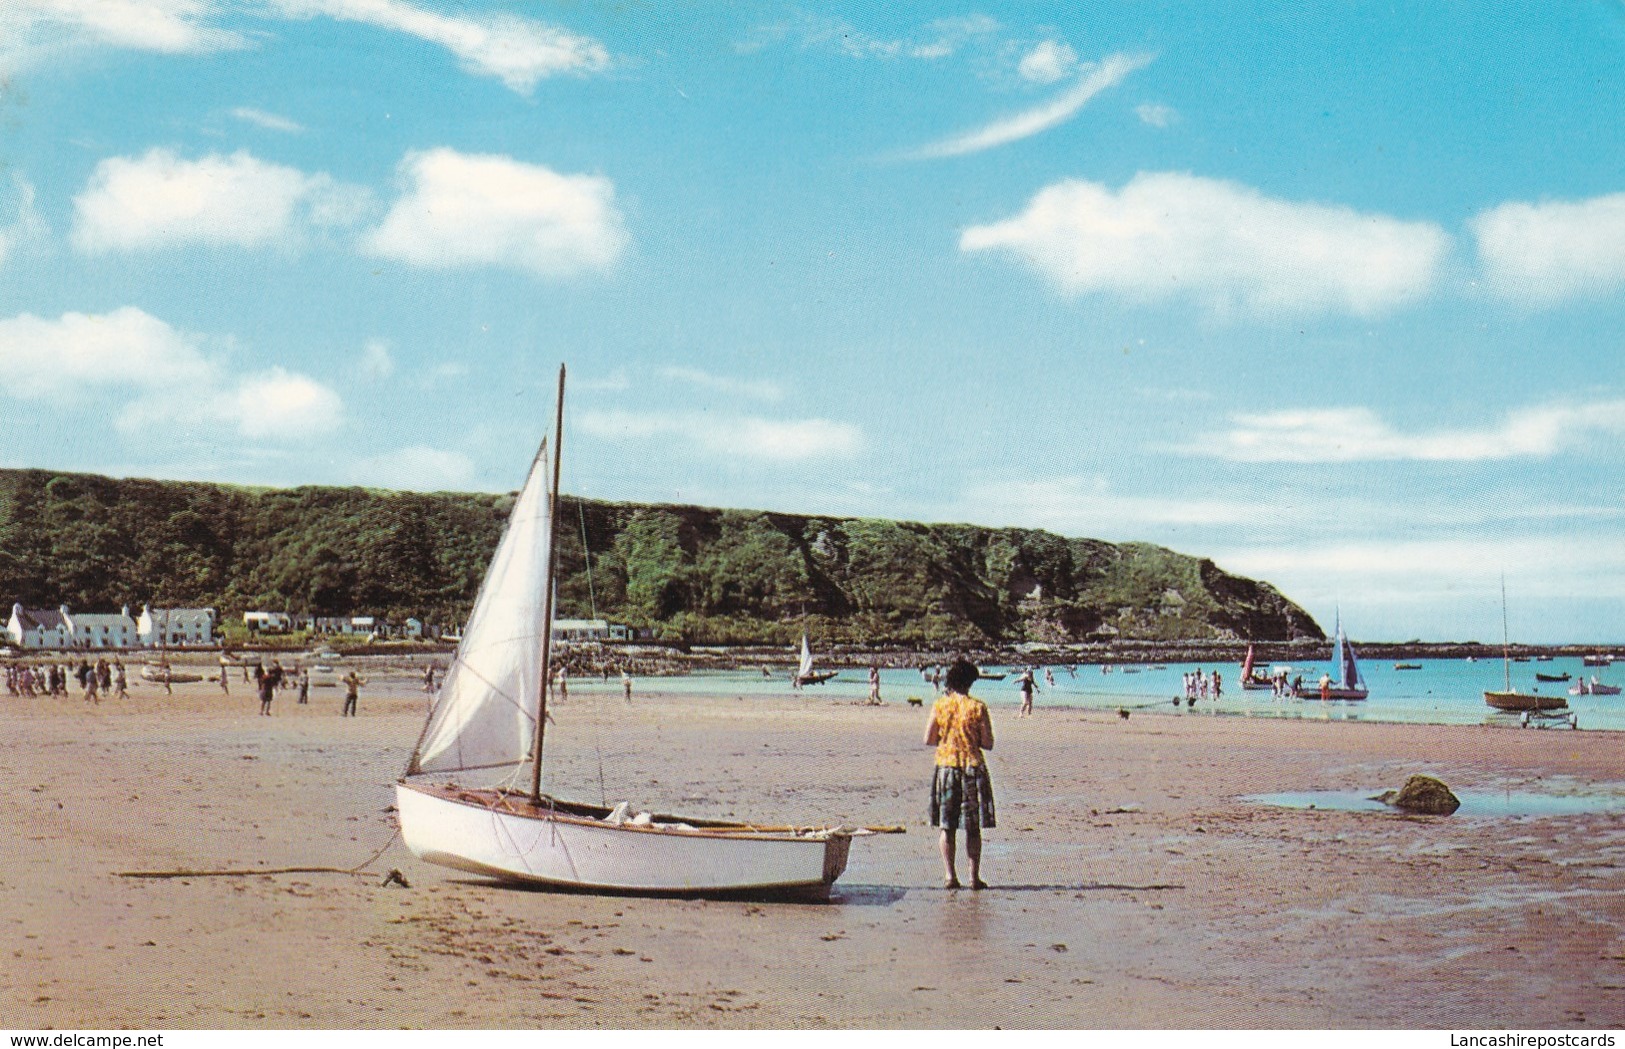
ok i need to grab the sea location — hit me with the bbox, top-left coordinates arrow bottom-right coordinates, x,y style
564,655 -> 1625,732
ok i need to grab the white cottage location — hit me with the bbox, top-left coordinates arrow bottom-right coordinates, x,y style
7,604 -> 71,650
137,605 -> 216,647
63,606 -> 138,649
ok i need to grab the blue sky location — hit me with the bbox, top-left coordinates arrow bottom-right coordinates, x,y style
3,1 -> 1625,642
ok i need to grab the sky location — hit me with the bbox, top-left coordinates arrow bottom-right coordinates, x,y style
2,1 -> 1625,642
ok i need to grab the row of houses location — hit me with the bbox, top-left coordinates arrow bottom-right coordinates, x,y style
7,604 -> 215,650
243,611 -> 436,639
7,603 -> 637,651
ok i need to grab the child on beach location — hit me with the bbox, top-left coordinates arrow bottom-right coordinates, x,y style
925,658 -> 995,890
341,670 -> 364,716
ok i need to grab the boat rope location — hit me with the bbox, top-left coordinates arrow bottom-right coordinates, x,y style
117,827 -> 402,880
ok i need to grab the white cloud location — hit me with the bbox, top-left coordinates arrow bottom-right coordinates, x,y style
659,366 -> 783,403
0,306 -> 213,398
229,367 -> 344,438
267,0 -> 608,92
1017,39 -> 1076,84
71,148 -> 370,253
962,171 -> 1451,317
1217,536 -> 1625,608
352,444 -> 476,491
364,148 -> 627,278
0,307 -> 342,441
360,338 -> 395,380
0,0 -> 247,69
0,174 -> 49,268
579,410 -> 862,461
954,474 -> 1257,532
231,106 -> 304,133
1183,400 -> 1625,463
909,52 -> 1153,159
1135,102 -> 1176,128
1470,192 -> 1625,305
746,12 -> 997,61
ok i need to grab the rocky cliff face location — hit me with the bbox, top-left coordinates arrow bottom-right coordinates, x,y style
0,468 -> 1323,645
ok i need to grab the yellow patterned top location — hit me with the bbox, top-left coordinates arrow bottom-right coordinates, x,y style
931,692 -> 991,769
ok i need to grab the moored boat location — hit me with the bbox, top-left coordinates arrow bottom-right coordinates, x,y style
1485,580 -> 1566,714
1240,643 -> 1273,690
1569,676 -> 1622,697
1534,671 -> 1570,682
395,367 -> 862,895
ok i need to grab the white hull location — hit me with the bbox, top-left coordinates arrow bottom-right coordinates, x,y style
396,783 -> 852,894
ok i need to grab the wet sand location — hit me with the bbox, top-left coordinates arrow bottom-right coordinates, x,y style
2,665 -> 1623,1029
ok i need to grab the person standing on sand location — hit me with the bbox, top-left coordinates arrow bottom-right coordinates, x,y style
113,660 -> 128,700
258,667 -> 275,715
1016,667 -> 1037,717
297,667 -> 310,704
868,664 -> 882,705
621,669 -> 632,703
925,658 -> 995,890
161,662 -> 172,696
340,670 -> 363,716
218,658 -> 230,695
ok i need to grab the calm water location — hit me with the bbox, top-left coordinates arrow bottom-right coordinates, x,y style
564,656 -> 1625,732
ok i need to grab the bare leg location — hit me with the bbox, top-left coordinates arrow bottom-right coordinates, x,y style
966,828 -> 985,889
939,829 -> 959,888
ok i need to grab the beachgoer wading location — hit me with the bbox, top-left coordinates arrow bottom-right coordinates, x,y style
925,657 -> 995,890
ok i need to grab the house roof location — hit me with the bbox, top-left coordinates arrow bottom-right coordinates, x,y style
70,613 -> 135,627
16,608 -> 67,631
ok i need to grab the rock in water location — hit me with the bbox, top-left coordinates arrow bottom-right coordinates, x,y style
1381,775 -> 1460,815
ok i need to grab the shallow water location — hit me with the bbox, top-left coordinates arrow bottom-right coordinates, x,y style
1244,788 -> 1625,817
563,656 -> 1625,732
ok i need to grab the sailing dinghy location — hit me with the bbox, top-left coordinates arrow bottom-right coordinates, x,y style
396,367 -> 856,894
1239,643 -> 1273,690
1293,615 -> 1369,700
1484,580 -> 1566,713
793,633 -> 838,686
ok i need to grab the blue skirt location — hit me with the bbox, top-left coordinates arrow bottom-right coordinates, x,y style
930,764 -> 996,831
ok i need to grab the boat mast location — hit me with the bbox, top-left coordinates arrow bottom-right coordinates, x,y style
529,364 -> 566,806
1500,574 -> 1511,693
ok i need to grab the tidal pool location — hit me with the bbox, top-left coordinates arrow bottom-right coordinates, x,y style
1243,788 -> 1625,817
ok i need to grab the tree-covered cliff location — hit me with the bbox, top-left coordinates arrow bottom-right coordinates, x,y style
0,468 -> 1322,645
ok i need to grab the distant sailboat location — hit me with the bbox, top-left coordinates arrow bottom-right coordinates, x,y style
1240,643 -> 1273,690
395,367 -> 859,894
794,633 -> 838,686
1485,579 -> 1566,713
1294,615 -> 1369,700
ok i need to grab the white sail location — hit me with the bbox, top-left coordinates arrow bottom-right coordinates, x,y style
407,442 -> 552,776
797,633 -> 814,679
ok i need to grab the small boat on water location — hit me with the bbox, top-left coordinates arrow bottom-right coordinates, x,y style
793,634 -> 838,686
978,670 -> 1007,680
1240,643 -> 1273,690
1485,581 -> 1566,713
1569,676 -> 1622,696
1294,616 -> 1368,701
1534,671 -> 1571,683
1583,654 -> 1612,667
1394,662 -> 1422,671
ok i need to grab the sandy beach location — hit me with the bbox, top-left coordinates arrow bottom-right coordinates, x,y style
2,661 -> 1623,1029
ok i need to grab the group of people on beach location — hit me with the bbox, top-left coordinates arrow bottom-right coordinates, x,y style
1181,668 -> 1222,704
5,658 -> 130,702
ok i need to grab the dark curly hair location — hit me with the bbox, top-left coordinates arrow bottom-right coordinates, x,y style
944,658 -> 979,695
